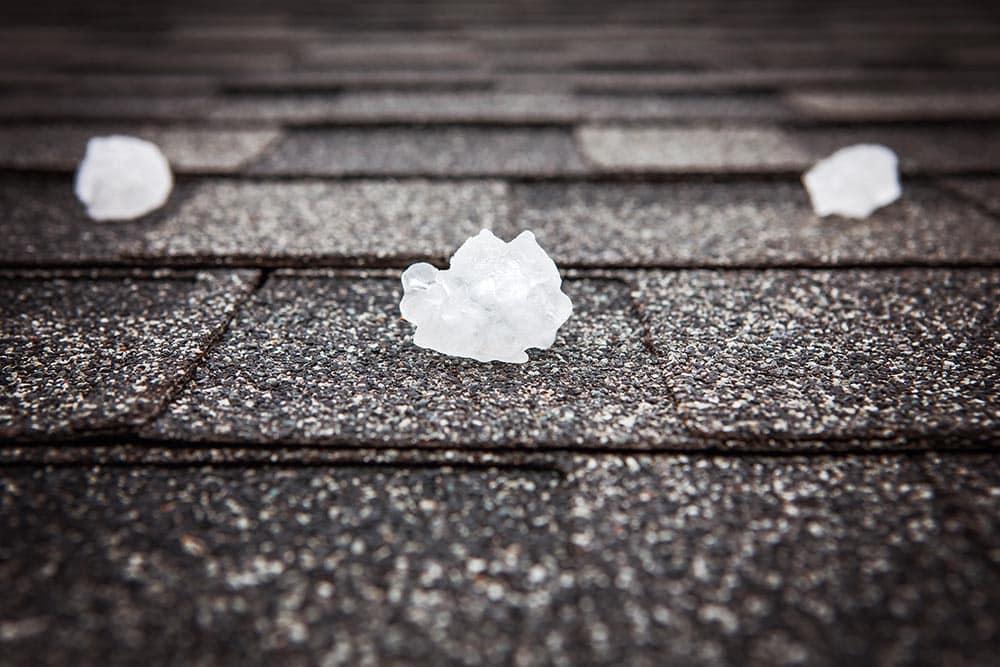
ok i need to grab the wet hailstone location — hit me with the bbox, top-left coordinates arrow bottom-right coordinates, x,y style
74,135 -> 173,221
802,144 -> 901,219
400,229 -> 573,363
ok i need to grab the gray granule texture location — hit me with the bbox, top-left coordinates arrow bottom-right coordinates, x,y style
138,179 -> 514,264
0,270 -> 259,439
212,92 -> 790,124
561,453 -> 1000,666
515,182 -> 1000,267
0,94 -> 212,122
0,176 -> 147,264
248,127 -> 589,177
0,176 -> 198,265
787,91 -> 1000,121
943,177 -> 1000,215
1,454 -> 996,666
0,124 -> 281,173
0,466 -> 570,667
792,126 -> 1000,174
146,275 -> 686,447
225,69 -> 495,92
575,125 -> 811,173
576,124 -> 1000,174
632,269 -> 1000,442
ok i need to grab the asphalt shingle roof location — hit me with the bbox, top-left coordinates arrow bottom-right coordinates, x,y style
1,1 -> 998,664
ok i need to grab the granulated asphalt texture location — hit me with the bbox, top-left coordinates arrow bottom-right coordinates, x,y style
1,1 -> 998,666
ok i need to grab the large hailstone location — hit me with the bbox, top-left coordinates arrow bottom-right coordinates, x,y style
400,229 -> 573,363
802,144 -> 901,219
74,135 -> 173,221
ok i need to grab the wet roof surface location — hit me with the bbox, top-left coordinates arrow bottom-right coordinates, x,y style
1,1 -> 998,664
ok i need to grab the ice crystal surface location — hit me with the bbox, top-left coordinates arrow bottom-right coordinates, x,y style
400,230 -> 573,363
75,135 -> 173,221
803,144 -> 901,219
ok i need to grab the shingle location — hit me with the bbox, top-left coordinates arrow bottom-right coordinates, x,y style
576,125 -> 810,173
577,124 -> 1000,174
207,94 -> 347,123
0,94 -> 212,121
67,49 -> 292,74
137,179 -> 513,264
146,276 -> 685,447
0,270 -> 259,440
0,125 -> 281,173
249,127 -> 589,177
515,182 -> 1000,267
0,466 -> 570,666
942,177 -> 1000,215
795,127 -> 1000,174
300,39 -> 479,67
224,70 -> 494,93
786,91 -> 1000,121
1,454 -> 996,665
632,269 -> 1000,443
210,92 -> 789,124
0,176 -> 151,264
563,453 -> 1000,666
566,68 -> 998,94
0,73 -> 219,95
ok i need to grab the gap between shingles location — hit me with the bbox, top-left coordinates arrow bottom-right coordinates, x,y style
0,441 -> 996,472
932,179 -> 1000,226
127,267 -> 274,434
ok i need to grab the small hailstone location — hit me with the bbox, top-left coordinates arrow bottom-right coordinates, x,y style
802,144 -> 901,219
74,135 -> 173,221
400,229 -> 573,363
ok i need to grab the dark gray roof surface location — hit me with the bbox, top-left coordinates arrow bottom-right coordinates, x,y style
1,454 -> 996,666
1,0 -> 998,664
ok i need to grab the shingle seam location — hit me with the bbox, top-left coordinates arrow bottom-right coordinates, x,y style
933,179 -> 1000,223
123,269 -> 269,434
2,441 -> 996,468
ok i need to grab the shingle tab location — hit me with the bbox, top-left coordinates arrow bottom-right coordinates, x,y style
249,127 -> 589,177
2,453 -> 996,665
0,270 -> 259,440
224,69 -> 494,92
147,276 -> 685,447
564,68 -> 1000,93
138,179 -> 513,264
0,94 -> 212,121
563,453 -> 1000,666
0,125 -> 281,173
577,124 -> 1000,174
517,182 -> 1000,267
0,176 -> 151,264
633,269 -> 1000,443
0,73 -> 218,94
943,177 -> 1000,215
0,466 -> 569,666
576,125 -> 810,173
787,91 -> 1000,121
796,127 -> 1000,174
212,92 -> 789,124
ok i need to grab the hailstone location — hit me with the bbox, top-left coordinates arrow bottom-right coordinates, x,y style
74,135 -> 173,221
802,144 -> 901,219
400,229 -> 573,363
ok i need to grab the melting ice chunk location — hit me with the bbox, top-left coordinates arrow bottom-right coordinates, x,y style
802,144 -> 901,219
74,135 -> 173,221
400,229 -> 573,363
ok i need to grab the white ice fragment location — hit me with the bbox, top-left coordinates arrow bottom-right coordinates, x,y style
802,144 -> 901,219
400,229 -> 573,363
74,135 -> 173,221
